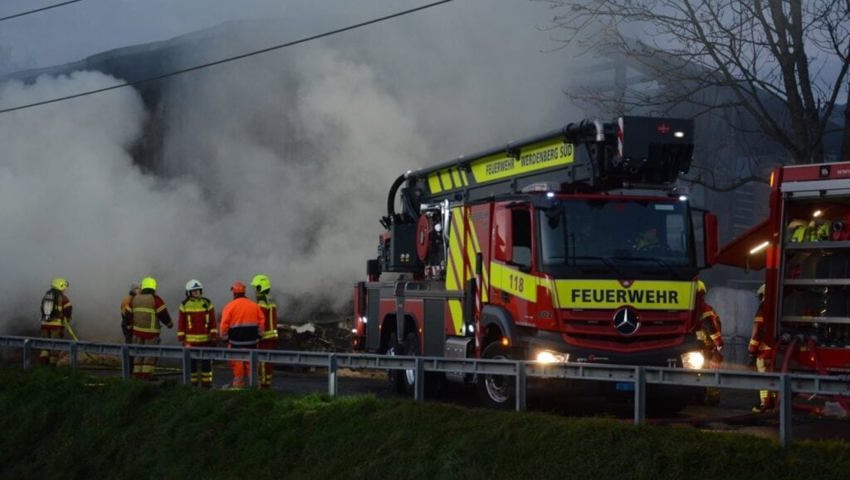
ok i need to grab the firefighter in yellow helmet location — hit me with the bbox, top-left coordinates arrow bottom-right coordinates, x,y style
39,278 -> 72,365
749,284 -> 775,413
251,274 -> 279,389
695,280 -> 723,404
122,277 -> 173,380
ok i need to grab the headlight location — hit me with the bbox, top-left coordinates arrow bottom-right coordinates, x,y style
681,351 -> 705,370
535,350 -> 569,364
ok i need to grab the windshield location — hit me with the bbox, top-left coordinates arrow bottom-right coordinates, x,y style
538,198 -> 696,277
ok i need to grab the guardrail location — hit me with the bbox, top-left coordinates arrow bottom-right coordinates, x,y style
2,335 -> 849,447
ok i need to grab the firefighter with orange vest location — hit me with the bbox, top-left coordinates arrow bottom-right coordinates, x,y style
251,274 -> 279,389
219,281 -> 266,389
749,284 -> 776,413
39,278 -> 72,365
695,280 -> 723,404
177,279 -> 217,388
122,276 -> 173,380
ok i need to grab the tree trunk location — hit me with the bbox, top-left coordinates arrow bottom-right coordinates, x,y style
843,83 -> 850,161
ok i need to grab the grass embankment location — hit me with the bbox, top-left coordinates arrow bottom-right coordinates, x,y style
1,367 -> 848,479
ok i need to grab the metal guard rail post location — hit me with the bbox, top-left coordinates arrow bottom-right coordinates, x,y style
2,335 -> 849,447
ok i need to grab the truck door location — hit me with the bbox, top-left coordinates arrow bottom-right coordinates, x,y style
492,203 -> 536,323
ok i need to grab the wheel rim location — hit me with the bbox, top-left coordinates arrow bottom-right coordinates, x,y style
387,344 -> 416,388
484,354 -> 511,404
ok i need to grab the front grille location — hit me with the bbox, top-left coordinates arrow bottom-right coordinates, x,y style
560,309 -> 688,353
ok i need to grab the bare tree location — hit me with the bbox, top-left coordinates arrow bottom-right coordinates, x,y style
535,0 -> 850,166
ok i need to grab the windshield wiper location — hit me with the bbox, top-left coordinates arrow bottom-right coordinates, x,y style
568,255 -> 625,277
611,255 -> 685,280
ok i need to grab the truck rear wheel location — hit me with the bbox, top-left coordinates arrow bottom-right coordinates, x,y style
387,332 -> 419,396
477,342 -> 514,409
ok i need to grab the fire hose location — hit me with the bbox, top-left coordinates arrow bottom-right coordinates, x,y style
778,336 -> 850,416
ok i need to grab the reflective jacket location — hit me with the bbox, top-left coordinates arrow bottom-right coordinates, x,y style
749,301 -> 772,357
120,293 -> 135,337
124,290 -> 173,339
40,289 -> 72,330
178,296 -> 217,345
256,293 -> 279,341
219,296 -> 265,347
697,300 -> 723,349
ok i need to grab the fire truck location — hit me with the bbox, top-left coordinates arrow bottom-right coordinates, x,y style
352,116 -> 719,407
716,162 -> 850,413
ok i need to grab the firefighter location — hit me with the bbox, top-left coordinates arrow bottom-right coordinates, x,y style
123,276 -> 173,380
39,278 -> 72,365
120,283 -> 140,343
695,280 -> 723,404
634,226 -> 658,251
177,279 -> 217,388
251,274 -> 279,389
749,284 -> 775,413
219,281 -> 265,389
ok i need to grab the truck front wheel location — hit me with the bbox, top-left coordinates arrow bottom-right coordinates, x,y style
476,342 -> 515,409
387,332 -> 419,395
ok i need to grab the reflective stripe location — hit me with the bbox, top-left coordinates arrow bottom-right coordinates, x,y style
133,325 -> 160,333
181,305 -> 210,312
257,297 -> 279,339
185,334 -> 211,343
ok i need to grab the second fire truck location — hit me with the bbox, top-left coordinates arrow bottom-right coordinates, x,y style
716,161 -> 850,413
353,116 -> 719,407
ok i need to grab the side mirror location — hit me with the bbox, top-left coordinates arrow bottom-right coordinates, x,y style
512,246 -> 532,271
704,212 -> 718,266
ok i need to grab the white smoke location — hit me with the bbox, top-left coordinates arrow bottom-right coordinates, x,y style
0,0 -> 579,342
0,48 -> 427,341
157,46 -> 427,322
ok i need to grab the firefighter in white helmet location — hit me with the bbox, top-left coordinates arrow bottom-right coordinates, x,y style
749,284 -> 775,413
251,274 -> 279,389
177,279 -> 217,388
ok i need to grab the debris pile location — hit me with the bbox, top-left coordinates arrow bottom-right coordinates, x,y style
278,321 -> 352,352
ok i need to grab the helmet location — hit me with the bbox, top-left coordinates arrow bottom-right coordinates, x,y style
697,280 -> 706,294
51,278 -> 69,291
185,279 -> 203,293
230,281 -> 246,295
757,284 -> 765,298
140,277 -> 157,291
251,274 -> 271,293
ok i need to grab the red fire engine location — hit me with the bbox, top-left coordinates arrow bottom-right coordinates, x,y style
353,116 -> 720,407
716,162 -> 850,413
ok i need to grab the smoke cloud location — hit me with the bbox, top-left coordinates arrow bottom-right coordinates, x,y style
0,0 -> 578,342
